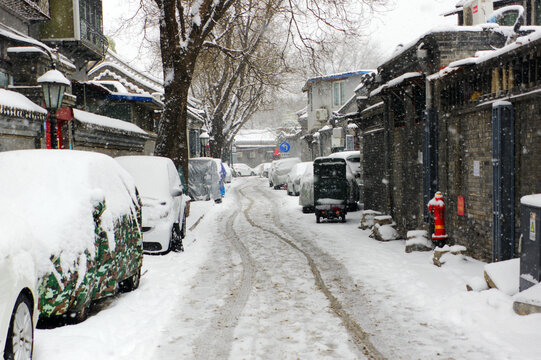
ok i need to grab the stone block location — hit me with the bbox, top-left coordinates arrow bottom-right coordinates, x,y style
405,230 -> 433,253
358,210 -> 382,230
432,245 -> 467,267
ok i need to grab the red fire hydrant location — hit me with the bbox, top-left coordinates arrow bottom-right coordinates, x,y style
427,191 -> 448,247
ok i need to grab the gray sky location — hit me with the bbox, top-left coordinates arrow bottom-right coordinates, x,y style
103,0 -> 459,78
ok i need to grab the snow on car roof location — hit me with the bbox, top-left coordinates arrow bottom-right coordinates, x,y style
0,150 -> 138,275
327,151 -> 360,160
116,156 -> 173,200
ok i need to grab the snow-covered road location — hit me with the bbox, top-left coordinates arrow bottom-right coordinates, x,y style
35,177 -> 541,359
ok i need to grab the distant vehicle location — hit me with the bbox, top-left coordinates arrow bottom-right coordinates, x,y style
0,150 -> 143,324
269,157 -> 301,189
233,163 -> 255,176
261,162 -> 272,178
188,158 -> 223,203
327,151 -> 361,211
116,155 -> 189,254
299,162 -> 315,213
222,162 -> 233,183
286,161 -> 312,196
313,157 -> 348,223
0,250 -> 37,360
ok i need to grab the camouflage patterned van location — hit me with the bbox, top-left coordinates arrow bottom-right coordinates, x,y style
0,150 -> 143,323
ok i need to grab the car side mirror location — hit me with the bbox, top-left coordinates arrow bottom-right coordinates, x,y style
170,187 -> 183,197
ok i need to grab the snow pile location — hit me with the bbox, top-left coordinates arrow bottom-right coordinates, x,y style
515,283 -> 541,307
484,258 -> 520,296
0,150 -> 138,277
433,244 -> 467,267
405,230 -> 433,253
359,209 -> 382,230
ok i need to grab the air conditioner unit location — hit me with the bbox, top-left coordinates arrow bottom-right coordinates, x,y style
315,108 -> 328,122
463,0 -> 493,25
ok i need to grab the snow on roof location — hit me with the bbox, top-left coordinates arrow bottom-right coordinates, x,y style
370,72 -> 423,97
428,27 -> 541,82
0,149 -> 138,275
0,23 -> 75,70
0,88 -> 47,114
234,129 -> 276,146
73,108 -> 148,135
89,49 -> 164,95
361,101 -> 384,114
302,70 -> 375,92
380,24 -> 509,67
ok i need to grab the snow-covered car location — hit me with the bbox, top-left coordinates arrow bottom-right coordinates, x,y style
116,155 -> 189,254
0,150 -> 143,323
232,162 -> 255,176
222,162 -> 232,183
286,161 -> 312,196
298,162 -> 315,213
327,151 -> 361,211
0,250 -> 38,360
253,163 -> 264,176
269,157 -> 301,189
188,158 -> 222,202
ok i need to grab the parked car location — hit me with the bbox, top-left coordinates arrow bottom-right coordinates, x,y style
0,251 -> 38,360
232,163 -> 255,176
222,162 -> 233,183
0,150 -> 143,324
269,157 -> 301,189
286,161 -> 312,196
116,155 -> 189,254
327,151 -> 361,211
188,158 -> 222,202
299,162 -> 314,213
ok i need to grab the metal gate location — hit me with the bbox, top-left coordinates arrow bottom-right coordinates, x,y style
492,103 -> 515,262
423,108 -> 438,222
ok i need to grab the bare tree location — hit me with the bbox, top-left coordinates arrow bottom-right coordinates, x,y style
191,0 -> 286,160
130,0 -> 386,180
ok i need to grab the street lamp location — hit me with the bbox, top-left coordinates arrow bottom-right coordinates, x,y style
199,130 -> 209,157
37,69 -> 71,149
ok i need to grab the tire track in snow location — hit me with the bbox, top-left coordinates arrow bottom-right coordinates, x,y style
238,187 -> 386,360
193,189 -> 256,360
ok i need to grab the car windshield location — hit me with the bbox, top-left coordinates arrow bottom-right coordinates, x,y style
116,157 -> 171,200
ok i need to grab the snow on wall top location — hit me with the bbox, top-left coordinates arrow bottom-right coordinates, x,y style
0,88 -> 47,114
0,149 -> 138,276
73,108 -> 148,135
370,72 -> 423,97
521,194 -> 541,208
234,129 -> 277,146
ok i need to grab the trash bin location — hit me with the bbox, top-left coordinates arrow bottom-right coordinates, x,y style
519,194 -> 541,291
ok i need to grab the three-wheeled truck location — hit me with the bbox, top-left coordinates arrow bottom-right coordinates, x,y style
313,157 -> 348,223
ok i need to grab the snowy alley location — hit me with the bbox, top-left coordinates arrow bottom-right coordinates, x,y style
34,177 -> 541,360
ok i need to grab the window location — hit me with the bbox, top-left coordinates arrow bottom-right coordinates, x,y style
248,151 -> 256,159
333,81 -> 346,107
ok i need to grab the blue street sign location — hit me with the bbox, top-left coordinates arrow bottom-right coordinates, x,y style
279,142 -> 290,153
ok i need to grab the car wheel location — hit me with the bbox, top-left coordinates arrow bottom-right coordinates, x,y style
4,293 -> 33,360
120,268 -> 141,294
273,185 -> 280,190
341,215 -> 346,223
170,223 -> 184,252
302,206 -> 309,213
316,215 -> 321,223
269,182 -> 273,187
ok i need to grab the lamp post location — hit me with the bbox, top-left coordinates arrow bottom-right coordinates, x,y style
37,69 -> 70,149
199,130 -> 209,157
